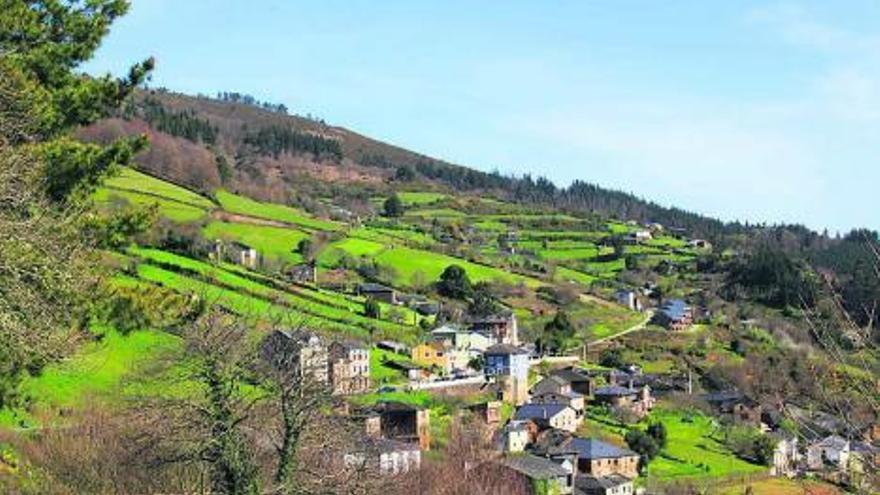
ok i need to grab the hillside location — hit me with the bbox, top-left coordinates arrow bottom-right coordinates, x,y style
80,88 -> 739,239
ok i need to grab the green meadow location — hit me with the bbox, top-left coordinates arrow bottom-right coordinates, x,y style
93,187 -> 209,223
215,190 -> 343,231
203,221 -> 309,264
104,168 -> 215,209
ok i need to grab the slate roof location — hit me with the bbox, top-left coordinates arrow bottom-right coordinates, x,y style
813,435 -> 849,452
358,282 -> 394,293
503,454 -> 569,479
470,310 -> 515,324
593,385 -> 637,398
485,343 -> 529,355
514,404 -> 570,422
531,375 -> 570,393
575,474 -> 632,491
658,299 -> 691,320
571,438 -> 638,460
550,367 -> 592,383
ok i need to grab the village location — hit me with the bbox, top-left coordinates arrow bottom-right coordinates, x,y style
257,293 -> 878,494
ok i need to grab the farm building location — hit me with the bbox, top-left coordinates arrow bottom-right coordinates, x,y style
286,262 -> 317,284
358,282 -> 397,304
215,240 -> 259,269
615,289 -> 644,312
652,299 -> 693,330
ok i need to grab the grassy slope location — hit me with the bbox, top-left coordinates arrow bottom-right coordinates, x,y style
134,259 -> 418,342
93,188 -> 208,223
203,221 -> 308,264
374,246 -> 545,288
580,407 -> 766,481
105,168 -> 215,208
0,328 -> 180,429
215,190 -> 343,231
93,168 -> 215,223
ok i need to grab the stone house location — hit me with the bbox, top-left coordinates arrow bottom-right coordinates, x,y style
550,367 -> 595,397
328,341 -> 370,395
531,375 -> 586,415
652,299 -> 693,331
286,262 -> 317,284
363,401 -> 431,451
531,391 -> 586,417
806,435 -> 850,471
484,343 -> 530,405
216,240 -> 259,269
358,282 -> 397,304
531,431 -> 639,479
575,474 -> 634,495
470,311 -> 519,345
502,454 -> 575,495
501,419 -> 535,453
260,329 -> 328,384
592,385 -> 654,418
615,290 -> 644,313
514,404 -> 579,433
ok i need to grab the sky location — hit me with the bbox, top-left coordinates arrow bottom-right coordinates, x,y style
82,1 -> 880,233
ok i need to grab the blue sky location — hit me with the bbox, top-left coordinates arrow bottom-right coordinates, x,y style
83,1 -> 880,233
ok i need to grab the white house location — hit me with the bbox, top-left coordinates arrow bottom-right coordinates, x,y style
502,420 -> 532,453
514,404 -> 579,433
770,435 -> 799,477
806,435 -> 850,471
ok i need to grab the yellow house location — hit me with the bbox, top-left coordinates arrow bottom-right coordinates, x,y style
411,342 -> 450,373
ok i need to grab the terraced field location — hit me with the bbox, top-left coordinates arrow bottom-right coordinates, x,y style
373,246 -> 545,288
215,190 -> 344,231
94,168 -> 215,222
129,248 -> 422,342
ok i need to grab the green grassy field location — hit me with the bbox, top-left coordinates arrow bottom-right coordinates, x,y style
647,409 -> 766,479
397,191 -> 449,205
0,327 -> 180,429
538,247 -> 601,261
554,266 -> 598,286
203,221 -> 308,264
93,187 -> 209,223
215,190 -> 343,231
404,207 -> 467,218
581,406 -> 767,481
318,237 -> 385,265
373,246 -> 545,288
717,478 -> 841,495
104,168 -> 215,209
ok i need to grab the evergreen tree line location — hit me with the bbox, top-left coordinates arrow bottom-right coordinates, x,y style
134,97 -> 218,145
359,151 -> 735,240
216,91 -> 288,114
243,125 -> 343,161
